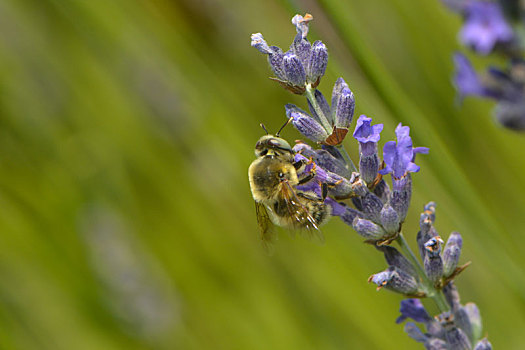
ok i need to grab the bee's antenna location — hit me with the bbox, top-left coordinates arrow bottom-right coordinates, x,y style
260,123 -> 269,135
275,118 -> 292,137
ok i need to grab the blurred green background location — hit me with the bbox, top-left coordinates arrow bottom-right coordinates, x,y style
0,0 -> 524,349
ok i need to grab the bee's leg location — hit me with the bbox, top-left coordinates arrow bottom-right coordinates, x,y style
297,157 -> 317,185
321,183 -> 328,201
298,172 -> 315,185
292,159 -> 305,170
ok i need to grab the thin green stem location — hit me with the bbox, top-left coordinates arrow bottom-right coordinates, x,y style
304,84 -> 332,132
396,233 -> 449,313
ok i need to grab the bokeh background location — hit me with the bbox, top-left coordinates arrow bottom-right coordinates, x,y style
0,0 -> 524,349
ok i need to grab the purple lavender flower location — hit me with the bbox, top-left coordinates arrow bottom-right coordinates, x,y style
353,115 -> 384,145
460,1 -> 513,55
379,123 -> 429,179
396,299 -> 432,324
353,115 -> 383,184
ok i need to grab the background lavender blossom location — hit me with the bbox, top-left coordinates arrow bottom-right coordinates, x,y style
0,0 -> 524,350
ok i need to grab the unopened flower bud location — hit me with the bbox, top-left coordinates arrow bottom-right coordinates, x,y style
443,282 -> 461,311
442,232 -> 463,277
361,192 -> 384,224
339,206 -> 361,226
474,338 -> 492,350
334,87 -> 355,129
291,33 -> 311,65
380,204 -> 400,234
369,266 -> 419,295
391,175 -> 412,222
315,150 -> 351,179
445,326 -> 472,350
424,237 -> 444,284
283,52 -> 306,86
307,41 -> 328,84
424,253 -> 443,285
373,179 -> 390,203
404,322 -> 427,343
465,303 -> 482,343
286,104 -> 328,142
352,217 -> 386,240
378,246 -> 417,277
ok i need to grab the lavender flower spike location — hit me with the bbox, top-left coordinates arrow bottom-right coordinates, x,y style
353,115 -> 383,184
379,123 -> 429,179
460,1 -> 513,55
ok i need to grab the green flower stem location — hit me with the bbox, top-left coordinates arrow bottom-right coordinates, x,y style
304,84 -> 332,131
304,84 -> 357,173
396,232 -> 449,313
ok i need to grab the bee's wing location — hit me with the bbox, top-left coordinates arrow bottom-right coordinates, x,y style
255,201 -> 276,254
278,182 -> 325,244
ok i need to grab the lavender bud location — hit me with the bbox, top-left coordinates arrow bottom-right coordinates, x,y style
426,319 -> 446,340
424,253 -> 443,285
283,52 -> 306,86
291,33 -> 311,66
373,179 -> 391,203
315,150 -> 351,179
307,41 -> 328,84
334,87 -> 355,129
359,152 -> 380,185
266,47 -> 287,80
474,338 -> 492,350
391,174 -> 412,222
442,232 -> 463,277
404,322 -> 428,343
424,237 -> 444,284
339,207 -> 361,226
445,326 -> 472,350
286,104 -> 328,143
369,266 -> 419,295
352,217 -> 386,240
331,78 -> 349,121
378,246 -> 417,277
442,282 -> 461,311
361,192 -> 384,224
380,204 -> 400,234
307,89 -> 332,125
465,303 -> 482,343
453,306 -> 473,343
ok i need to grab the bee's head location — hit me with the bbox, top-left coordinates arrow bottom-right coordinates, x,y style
254,135 -> 293,157
255,120 -> 293,157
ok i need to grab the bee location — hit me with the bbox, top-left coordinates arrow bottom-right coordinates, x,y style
248,120 -> 331,251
